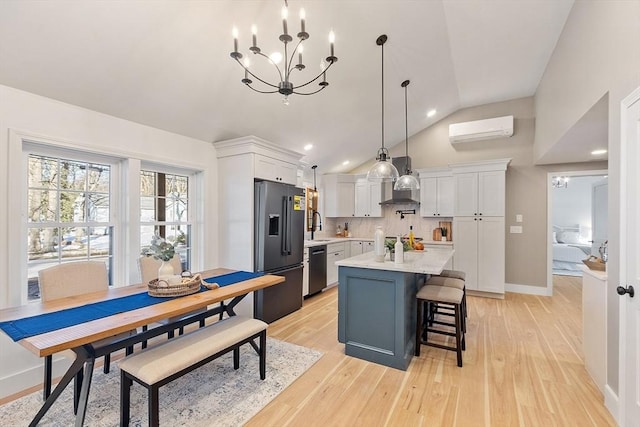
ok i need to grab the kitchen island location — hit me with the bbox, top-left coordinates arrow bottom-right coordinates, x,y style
336,248 -> 454,370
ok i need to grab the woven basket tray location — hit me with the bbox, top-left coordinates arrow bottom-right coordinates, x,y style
148,273 -> 203,297
582,256 -> 606,271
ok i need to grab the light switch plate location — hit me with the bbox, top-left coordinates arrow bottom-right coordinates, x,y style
516,214 -> 523,223
510,226 -> 523,233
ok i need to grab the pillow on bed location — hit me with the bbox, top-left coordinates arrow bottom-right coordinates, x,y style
562,231 -> 580,244
552,232 -> 558,243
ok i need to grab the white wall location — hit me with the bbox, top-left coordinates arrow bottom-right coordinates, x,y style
534,0 -> 640,404
0,84 -> 219,398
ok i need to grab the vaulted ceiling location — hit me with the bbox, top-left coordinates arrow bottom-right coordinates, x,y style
0,0 -> 577,172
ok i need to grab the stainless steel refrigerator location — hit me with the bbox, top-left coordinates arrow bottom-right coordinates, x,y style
254,180 -> 304,323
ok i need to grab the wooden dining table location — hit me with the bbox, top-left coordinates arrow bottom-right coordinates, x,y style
0,268 -> 284,427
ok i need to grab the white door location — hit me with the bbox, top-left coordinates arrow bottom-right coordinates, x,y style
477,216 -> 506,294
478,171 -> 506,216
453,217 -> 479,290
620,86 -> 640,425
354,181 -> 369,217
420,177 -> 438,216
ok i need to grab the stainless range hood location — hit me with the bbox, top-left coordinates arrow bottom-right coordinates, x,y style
379,156 -> 420,205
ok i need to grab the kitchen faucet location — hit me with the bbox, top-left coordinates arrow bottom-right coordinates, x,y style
310,210 -> 323,240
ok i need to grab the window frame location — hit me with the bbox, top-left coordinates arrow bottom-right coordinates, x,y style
21,143 -> 122,302
7,130 -> 205,306
139,164 -> 196,277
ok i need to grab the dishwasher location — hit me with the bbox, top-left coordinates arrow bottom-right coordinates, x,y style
308,245 -> 327,295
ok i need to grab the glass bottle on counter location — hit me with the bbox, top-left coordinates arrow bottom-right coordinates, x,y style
394,235 -> 404,264
374,226 -> 385,262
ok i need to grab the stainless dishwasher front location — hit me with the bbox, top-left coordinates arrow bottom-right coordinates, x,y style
308,245 -> 327,295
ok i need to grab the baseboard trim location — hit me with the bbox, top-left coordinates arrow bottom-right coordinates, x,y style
604,384 -> 619,425
505,283 -> 552,296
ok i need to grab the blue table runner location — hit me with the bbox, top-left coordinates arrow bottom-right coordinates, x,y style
0,271 -> 264,342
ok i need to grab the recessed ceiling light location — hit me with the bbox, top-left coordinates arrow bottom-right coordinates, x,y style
342,160 -> 350,166
591,149 -> 607,155
304,144 -> 313,151
427,109 -> 437,118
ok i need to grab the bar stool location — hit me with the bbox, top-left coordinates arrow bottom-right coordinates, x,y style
437,269 -> 466,281
415,285 -> 465,367
425,276 -> 467,333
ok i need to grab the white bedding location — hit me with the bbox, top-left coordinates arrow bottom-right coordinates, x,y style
553,243 -> 591,263
552,243 -> 591,274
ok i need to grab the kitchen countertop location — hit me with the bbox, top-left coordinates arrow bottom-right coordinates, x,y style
335,247 -> 454,275
303,237 -> 453,248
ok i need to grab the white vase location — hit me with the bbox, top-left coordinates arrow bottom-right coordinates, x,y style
374,226 -> 385,262
158,260 -> 174,279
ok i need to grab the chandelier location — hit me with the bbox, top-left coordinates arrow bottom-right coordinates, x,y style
367,34 -> 400,182
230,0 -> 338,105
552,176 -> 569,188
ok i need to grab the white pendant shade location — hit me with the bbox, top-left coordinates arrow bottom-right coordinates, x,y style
394,173 -> 420,190
367,160 -> 399,181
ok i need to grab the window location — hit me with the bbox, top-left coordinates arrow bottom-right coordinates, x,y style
27,154 -> 113,300
140,170 -> 191,272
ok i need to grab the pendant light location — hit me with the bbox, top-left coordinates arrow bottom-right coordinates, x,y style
394,79 -> 420,191
367,34 -> 399,182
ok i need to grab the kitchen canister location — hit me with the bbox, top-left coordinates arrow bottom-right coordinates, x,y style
374,226 -> 385,262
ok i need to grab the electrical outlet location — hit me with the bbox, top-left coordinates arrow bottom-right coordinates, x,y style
510,226 -> 523,234
516,214 -> 523,223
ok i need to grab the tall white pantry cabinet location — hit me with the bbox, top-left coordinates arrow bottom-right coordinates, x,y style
451,159 -> 511,295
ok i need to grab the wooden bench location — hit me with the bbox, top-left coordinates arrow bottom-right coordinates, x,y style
118,315 -> 268,426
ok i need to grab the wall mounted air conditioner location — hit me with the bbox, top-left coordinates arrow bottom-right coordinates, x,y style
449,115 -> 514,143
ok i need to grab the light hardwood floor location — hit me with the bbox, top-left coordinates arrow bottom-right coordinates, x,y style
246,275 -> 617,427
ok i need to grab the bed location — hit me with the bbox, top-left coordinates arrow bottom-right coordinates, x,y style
553,225 -> 592,275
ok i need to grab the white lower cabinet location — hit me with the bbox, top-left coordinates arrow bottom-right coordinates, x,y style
327,242 -> 346,286
582,266 -> 606,393
349,240 -> 374,255
453,216 -> 505,294
303,247 -> 310,297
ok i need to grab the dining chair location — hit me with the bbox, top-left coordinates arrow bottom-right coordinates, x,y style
38,260 -> 136,407
138,255 -> 206,342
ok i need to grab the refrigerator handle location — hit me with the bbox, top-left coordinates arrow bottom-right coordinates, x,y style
281,196 -> 288,255
286,195 -> 293,255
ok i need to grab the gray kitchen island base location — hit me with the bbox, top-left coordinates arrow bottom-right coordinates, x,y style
337,266 -> 425,370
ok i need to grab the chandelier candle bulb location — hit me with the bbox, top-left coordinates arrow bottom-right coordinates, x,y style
251,25 -> 257,48
329,31 -> 335,57
232,27 -> 239,52
300,9 -> 306,33
282,6 -> 288,35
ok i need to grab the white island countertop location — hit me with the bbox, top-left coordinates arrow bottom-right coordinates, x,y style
335,247 -> 454,275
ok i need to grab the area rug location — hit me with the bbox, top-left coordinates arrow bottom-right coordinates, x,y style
0,338 -> 322,426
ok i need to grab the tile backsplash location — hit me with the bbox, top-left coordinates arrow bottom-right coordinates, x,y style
314,205 -> 452,242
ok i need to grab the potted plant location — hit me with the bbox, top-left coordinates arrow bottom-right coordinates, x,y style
385,239 -> 396,261
440,227 -> 448,241
141,235 -> 178,278
385,238 -> 412,261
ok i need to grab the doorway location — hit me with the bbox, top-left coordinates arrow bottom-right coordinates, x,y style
546,170 -> 607,294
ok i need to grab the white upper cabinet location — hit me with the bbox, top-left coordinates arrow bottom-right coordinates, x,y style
354,177 -> 382,217
416,167 -> 454,217
254,154 -> 298,185
451,159 -> 511,217
323,174 -> 355,218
